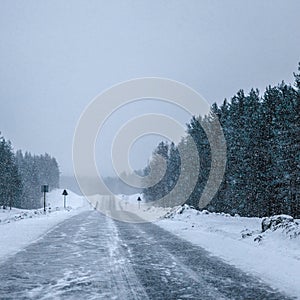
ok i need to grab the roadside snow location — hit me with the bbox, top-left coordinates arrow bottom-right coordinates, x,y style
116,194 -> 171,221
87,193 -> 170,222
0,189 -> 90,263
93,193 -> 300,298
2,190 -> 299,298
158,205 -> 300,299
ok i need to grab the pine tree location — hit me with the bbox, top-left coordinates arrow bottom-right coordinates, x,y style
142,63 -> 300,218
15,150 -> 60,209
0,135 -> 22,208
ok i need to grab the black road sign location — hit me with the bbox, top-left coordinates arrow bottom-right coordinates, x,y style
62,189 -> 68,196
41,185 -> 49,193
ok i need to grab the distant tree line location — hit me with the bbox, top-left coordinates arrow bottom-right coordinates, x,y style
0,135 -> 60,209
142,64 -> 300,218
104,172 -> 142,195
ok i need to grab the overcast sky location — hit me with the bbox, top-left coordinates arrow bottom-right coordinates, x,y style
1,0 -> 300,176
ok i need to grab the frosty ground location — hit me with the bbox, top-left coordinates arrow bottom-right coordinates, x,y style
0,190 -> 299,299
159,205 -> 300,299
0,189 -> 90,263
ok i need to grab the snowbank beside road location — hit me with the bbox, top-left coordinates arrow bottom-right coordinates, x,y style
47,188 -> 89,210
114,194 -> 171,221
0,189 -> 89,225
158,205 -> 300,299
0,189 -> 90,263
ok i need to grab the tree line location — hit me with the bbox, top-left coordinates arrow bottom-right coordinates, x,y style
142,64 -> 300,218
0,135 -> 60,209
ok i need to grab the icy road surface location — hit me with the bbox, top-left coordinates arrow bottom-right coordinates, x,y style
0,211 -> 293,300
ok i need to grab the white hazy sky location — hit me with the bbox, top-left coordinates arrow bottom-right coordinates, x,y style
1,0 -> 300,176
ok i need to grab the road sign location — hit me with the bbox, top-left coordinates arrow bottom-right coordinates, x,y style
62,189 -> 68,209
137,196 -> 142,209
41,185 -> 49,212
41,185 -> 49,193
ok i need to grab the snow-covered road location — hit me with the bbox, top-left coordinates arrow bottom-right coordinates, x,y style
0,210 -> 293,299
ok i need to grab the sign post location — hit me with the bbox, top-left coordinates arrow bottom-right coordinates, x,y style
9,193 -> 12,210
41,185 -> 49,212
137,196 -> 142,209
62,189 -> 68,209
